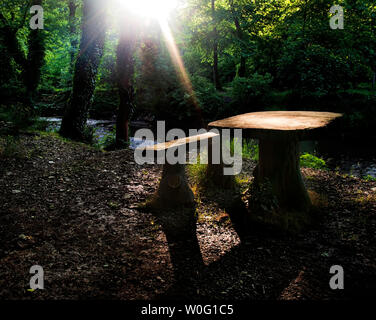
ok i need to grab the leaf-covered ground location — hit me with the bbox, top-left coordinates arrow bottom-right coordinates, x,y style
0,133 -> 375,300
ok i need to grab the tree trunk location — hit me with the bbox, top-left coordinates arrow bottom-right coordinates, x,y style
60,0 -> 106,140
239,57 -> 246,78
229,0 -> 246,77
211,0 -> 221,90
115,14 -> 137,146
0,23 -> 27,71
24,0 -> 45,103
0,1 -> 45,103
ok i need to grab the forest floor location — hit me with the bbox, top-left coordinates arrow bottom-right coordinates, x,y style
0,133 -> 375,300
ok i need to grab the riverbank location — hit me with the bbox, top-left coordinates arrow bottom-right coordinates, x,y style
38,116 -> 376,179
0,133 -> 375,299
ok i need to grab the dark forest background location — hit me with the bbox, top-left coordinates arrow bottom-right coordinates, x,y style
0,0 -> 375,145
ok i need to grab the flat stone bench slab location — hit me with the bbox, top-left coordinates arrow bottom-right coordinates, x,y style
142,131 -> 219,152
137,132 -> 219,208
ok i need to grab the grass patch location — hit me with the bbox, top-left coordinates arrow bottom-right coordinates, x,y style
231,138 -> 327,170
36,131 -> 101,152
187,153 -> 210,187
362,175 -> 376,182
299,153 -> 327,169
230,138 -> 258,161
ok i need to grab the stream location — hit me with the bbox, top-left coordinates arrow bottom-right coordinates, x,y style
40,117 -> 376,179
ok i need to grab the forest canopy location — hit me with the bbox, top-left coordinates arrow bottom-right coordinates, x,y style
0,0 -> 375,141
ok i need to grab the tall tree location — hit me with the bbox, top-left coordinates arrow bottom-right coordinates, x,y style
229,0 -> 246,77
211,0 -> 221,90
25,0 -> 45,102
115,12 -> 138,146
60,0 -> 107,140
0,0 -> 45,103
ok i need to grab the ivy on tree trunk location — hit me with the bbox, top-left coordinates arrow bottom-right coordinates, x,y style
60,0 -> 106,141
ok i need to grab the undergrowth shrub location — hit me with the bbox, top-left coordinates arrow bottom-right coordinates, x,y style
300,153 -> 327,169
230,73 -> 273,113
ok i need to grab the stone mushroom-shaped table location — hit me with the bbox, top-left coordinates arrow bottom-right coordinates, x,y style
209,111 -> 342,216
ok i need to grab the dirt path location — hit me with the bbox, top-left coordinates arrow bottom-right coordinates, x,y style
0,134 -> 375,300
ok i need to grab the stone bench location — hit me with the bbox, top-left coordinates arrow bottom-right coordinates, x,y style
136,132 -> 219,208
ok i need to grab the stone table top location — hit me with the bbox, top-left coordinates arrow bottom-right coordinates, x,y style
208,111 -> 342,139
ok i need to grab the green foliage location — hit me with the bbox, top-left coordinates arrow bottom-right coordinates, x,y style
278,42 -> 350,98
300,153 -> 327,169
191,75 -> 224,121
34,91 -> 69,117
93,125 -> 129,150
90,89 -> 119,119
82,126 -> 95,144
362,175 -> 376,182
230,73 -> 273,112
28,118 -> 50,132
101,134 -> 117,150
187,156 -> 208,186
96,128 -> 116,150
40,0 -> 82,91
230,138 -> 258,161
134,40 -> 206,128
242,139 -> 258,161
1,0 -> 376,138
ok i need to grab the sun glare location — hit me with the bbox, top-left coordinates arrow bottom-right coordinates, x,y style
115,0 -> 202,120
116,0 -> 178,20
